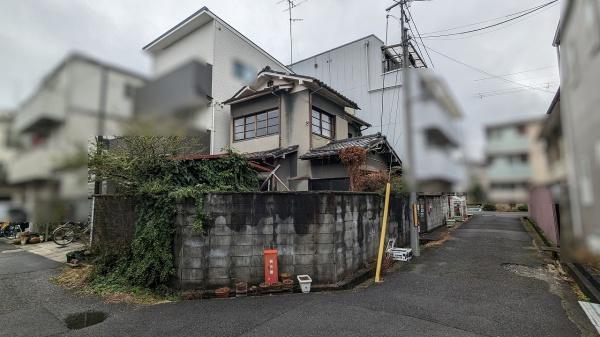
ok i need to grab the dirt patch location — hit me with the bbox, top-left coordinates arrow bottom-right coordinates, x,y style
52,266 -> 176,305
423,220 -> 465,248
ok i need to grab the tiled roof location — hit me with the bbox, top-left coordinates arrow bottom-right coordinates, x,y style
257,67 -> 361,111
245,145 -> 299,160
299,133 -> 401,165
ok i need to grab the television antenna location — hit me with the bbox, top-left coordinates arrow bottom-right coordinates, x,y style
277,0 -> 308,64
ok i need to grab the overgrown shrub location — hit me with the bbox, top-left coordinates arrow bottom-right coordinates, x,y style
339,147 -> 367,191
482,203 -> 497,211
89,136 -> 259,288
517,204 -> 529,212
357,171 -> 388,192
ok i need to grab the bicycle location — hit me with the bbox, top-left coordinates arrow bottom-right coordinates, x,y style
52,221 -> 90,246
0,222 -> 23,239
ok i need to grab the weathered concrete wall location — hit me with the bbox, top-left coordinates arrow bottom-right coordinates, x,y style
175,192 -> 408,289
528,186 -> 559,245
91,195 -> 136,251
418,194 -> 446,233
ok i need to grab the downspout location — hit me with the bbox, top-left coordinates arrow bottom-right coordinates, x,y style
210,100 -> 216,155
365,41 -> 371,91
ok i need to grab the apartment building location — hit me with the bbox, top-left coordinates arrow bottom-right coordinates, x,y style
135,6 -> 289,154
553,0 -> 600,254
6,53 -> 146,224
0,109 -> 15,220
289,35 -> 465,192
484,118 -> 547,204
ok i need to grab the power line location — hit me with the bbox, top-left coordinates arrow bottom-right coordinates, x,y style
405,6 -> 435,68
422,0 -> 558,35
424,46 -> 555,94
421,3 -> 558,41
474,65 -> 556,81
420,0 -> 558,39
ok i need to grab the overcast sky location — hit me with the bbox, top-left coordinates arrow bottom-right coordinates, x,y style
0,0 -> 560,160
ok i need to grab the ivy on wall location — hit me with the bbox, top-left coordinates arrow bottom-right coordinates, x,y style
89,136 -> 259,288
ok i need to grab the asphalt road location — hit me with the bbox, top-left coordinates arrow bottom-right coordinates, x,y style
0,214 -> 593,337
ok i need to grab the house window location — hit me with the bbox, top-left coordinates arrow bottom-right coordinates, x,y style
309,178 -> 350,191
234,109 -> 279,141
312,108 -> 335,139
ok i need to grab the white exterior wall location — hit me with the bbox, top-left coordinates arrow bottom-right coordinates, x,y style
559,0 -> 600,249
152,22 -> 215,78
290,35 -> 465,190
147,15 -> 288,153
211,21 -> 288,153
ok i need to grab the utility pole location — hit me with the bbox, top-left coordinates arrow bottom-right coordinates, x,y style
387,0 -> 421,257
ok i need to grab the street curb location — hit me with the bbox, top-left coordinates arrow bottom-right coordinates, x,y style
564,262 -> 600,304
520,217 -> 600,303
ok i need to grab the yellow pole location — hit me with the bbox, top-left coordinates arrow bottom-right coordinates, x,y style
375,182 -> 392,283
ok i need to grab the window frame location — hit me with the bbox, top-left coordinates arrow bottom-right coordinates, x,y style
233,108 -> 280,142
311,107 -> 335,139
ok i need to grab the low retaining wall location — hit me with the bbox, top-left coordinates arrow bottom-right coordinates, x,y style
92,192 -> 409,290
175,192 -> 408,289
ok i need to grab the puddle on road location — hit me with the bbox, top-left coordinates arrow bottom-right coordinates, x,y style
64,311 -> 107,330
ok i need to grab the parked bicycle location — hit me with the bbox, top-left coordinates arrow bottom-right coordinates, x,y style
52,221 -> 90,246
0,222 -> 23,239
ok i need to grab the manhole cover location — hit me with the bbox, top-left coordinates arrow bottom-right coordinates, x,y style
65,311 -> 107,330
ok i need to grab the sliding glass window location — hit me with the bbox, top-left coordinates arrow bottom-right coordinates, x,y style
234,109 -> 279,141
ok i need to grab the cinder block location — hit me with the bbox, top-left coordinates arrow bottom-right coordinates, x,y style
208,256 -> 230,268
274,223 -> 295,234
316,222 -> 335,234
208,267 -> 229,280
318,214 -> 335,225
316,233 -> 334,244
182,257 -> 204,269
211,235 -> 233,246
181,268 -> 204,281
230,234 -> 253,246
315,253 -> 334,265
231,267 -> 251,282
292,264 -> 314,276
316,243 -> 334,254
275,234 -> 295,246
208,246 -> 231,258
231,256 -> 252,267
230,245 -> 254,257
294,254 -> 315,265
294,244 -> 315,255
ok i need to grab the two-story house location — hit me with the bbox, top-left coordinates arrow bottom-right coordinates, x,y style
223,67 -> 401,191
289,35 -> 465,192
135,6 -> 290,154
7,53 -> 146,225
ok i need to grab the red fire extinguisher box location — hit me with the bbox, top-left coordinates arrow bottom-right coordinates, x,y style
263,249 -> 279,285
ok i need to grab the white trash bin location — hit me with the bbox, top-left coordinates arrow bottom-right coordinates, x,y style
297,275 -> 312,293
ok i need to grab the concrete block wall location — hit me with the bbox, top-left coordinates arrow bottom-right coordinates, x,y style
91,195 -> 136,251
175,192 -> 408,289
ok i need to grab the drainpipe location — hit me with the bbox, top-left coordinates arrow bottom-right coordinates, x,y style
365,41 -> 371,91
94,66 -> 109,195
210,100 -> 216,155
